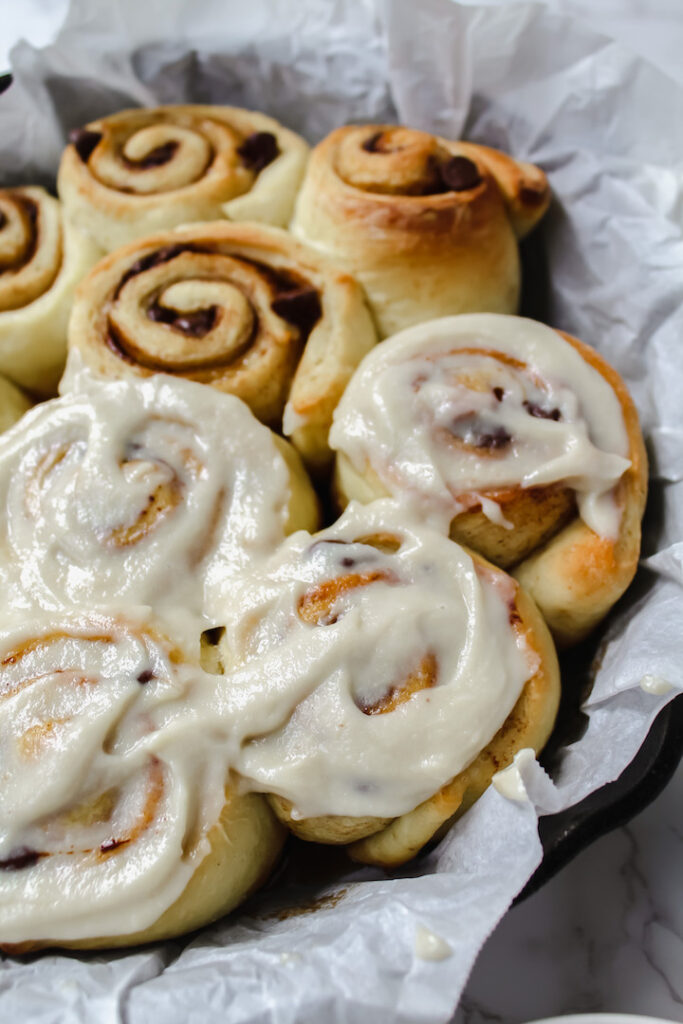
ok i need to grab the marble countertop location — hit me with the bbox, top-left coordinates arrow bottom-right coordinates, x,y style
455,758 -> 683,1023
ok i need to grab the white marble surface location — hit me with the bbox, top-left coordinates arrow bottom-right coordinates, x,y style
455,759 -> 683,1024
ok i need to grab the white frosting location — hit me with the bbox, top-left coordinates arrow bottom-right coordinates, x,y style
414,925 -> 453,961
216,501 -> 537,819
0,609 -> 228,943
330,315 -> 631,539
491,747 -> 537,802
639,674 -> 673,696
0,365 -> 293,622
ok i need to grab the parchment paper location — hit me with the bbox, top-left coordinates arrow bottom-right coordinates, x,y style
0,1 -> 681,1021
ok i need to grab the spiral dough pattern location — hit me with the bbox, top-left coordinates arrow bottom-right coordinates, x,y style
58,105 -> 310,252
291,125 -> 551,338
0,187 -> 100,394
67,221 -> 377,468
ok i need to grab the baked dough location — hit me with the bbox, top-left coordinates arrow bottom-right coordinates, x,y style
67,221 -> 376,470
0,186 -> 100,394
210,501 -> 560,865
331,314 -> 647,645
58,104 -> 309,251
291,126 -> 549,337
0,611 -> 285,951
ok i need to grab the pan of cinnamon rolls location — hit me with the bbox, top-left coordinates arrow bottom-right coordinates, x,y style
0,103 -> 649,951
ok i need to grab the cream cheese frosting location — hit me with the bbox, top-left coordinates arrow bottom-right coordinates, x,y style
329,315 -> 631,539
215,501 -> 537,820
0,361 -> 293,621
0,608 -> 228,943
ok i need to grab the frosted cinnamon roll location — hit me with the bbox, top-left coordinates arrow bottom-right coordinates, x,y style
0,609 -> 284,951
330,315 -> 648,646
0,375 -> 31,434
290,126 -> 550,337
0,187 -> 100,394
66,221 -> 376,469
58,105 -> 309,251
0,369 -> 317,621
213,501 -> 559,867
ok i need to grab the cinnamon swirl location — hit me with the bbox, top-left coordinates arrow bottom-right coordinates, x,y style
58,105 -> 309,251
330,314 -> 648,645
66,221 -> 376,469
291,126 -> 550,337
0,187 -> 100,394
211,501 -> 560,867
0,610 -> 284,951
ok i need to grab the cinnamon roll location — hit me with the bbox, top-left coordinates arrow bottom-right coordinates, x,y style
290,126 -> 550,337
0,610 -> 284,951
58,105 -> 309,251
0,369 -> 318,620
212,501 -> 560,867
66,221 -> 377,469
330,314 -> 648,645
0,375 -> 31,434
0,187 -> 100,394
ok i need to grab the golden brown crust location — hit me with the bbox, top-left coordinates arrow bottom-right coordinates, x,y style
269,549 -> 560,862
67,221 -> 376,467
291,125 -> 550,337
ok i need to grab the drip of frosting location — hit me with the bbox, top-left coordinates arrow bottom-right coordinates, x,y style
330,315 -> 631,539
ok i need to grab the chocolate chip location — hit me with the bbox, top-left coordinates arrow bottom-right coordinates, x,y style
69,127 -> 103,163
0,846 -> 40,871
440,155 -> 481,192
202,626 -> 225,646
361,131 -> 384,153
493,386 -> 504,402
237,132 -> 279,173
100,838 -> 127,853
520,184 -> 547,206
137,669 -> 155,684
477,426 -> 511,450
523,400 -> 561,421
147,300 -> 218,338
126,140 -> 178,169
272,287 -> 321,336
340,557 -> 356,568
174,307 -> 218,337
0,211 -> 6,230
115,245 -> 188,298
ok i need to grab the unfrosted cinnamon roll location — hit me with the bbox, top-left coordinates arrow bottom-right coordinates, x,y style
0,609 -> 285,951
0,187 -> 100,394
0,374 -> 31,433
212,501 -> 559,867
330,314 -> 648,646
66,221 -> 376,469
58,105 -> 309,251
290,126 -> 550,337
0,369 -> 318,621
